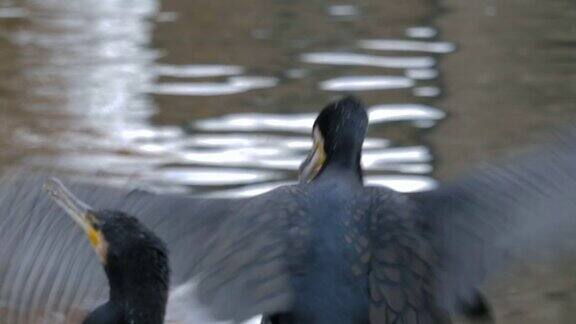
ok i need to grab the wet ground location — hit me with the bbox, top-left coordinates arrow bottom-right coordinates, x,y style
0,0 -> 575,322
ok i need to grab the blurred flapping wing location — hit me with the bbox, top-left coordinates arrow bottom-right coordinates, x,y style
0,173 -> 300,323
413,125 -> 576,313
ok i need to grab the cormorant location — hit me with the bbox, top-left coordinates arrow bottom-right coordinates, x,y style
1,96 -> 576,323
43,178 -> 169,324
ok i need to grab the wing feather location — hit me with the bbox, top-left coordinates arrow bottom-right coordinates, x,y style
363,187 -> 449,324
0,173 -> 300,323
413,125 -> 576,313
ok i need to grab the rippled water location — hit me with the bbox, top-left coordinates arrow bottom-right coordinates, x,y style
0,0 -> 574,199
0,0 -> 456,196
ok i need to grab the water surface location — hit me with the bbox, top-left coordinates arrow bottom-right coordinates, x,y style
0,0 -> 458,197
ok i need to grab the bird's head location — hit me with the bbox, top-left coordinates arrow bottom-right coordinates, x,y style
43,178 -> 168,291
300,96 -> 368,182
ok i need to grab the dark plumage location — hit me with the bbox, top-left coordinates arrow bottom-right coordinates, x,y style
1,96 -> 576,323
44,179 -> 169,324
299,97 -> 366,183
312,96 -> 367,176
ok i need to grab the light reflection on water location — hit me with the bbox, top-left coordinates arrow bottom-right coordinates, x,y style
405,68 -> 438,80
151,76 -> 279,96
155,64 -> 244,78
327,4 -> 358,17
301,52 -> 435,69
359,39 -> 456,54
0,0 -> 453,198
194,104 -> 444,133
405,27 -> 438,39
320,75 -> 415,91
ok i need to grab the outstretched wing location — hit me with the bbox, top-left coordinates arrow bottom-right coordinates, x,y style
362,187 -> 449,324
0,173 -> 301,323
412,125 -> 576,314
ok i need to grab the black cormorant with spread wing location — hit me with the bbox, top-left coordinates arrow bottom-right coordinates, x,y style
1,96 -> 576,323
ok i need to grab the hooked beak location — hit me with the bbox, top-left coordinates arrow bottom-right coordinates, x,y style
299,127 -> 327,183
43,178 -> 102,250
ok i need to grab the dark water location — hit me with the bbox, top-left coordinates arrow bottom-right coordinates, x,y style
0,0 -> 575,322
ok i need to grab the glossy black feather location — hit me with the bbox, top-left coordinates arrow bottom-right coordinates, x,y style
86,210 -> 169,324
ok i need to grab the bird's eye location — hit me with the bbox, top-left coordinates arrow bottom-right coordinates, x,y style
86,213 -> 102,230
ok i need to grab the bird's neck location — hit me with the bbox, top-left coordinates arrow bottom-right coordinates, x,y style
120,283 -> 168,324
102,263 -> 169,324
320,150 -> 363,183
